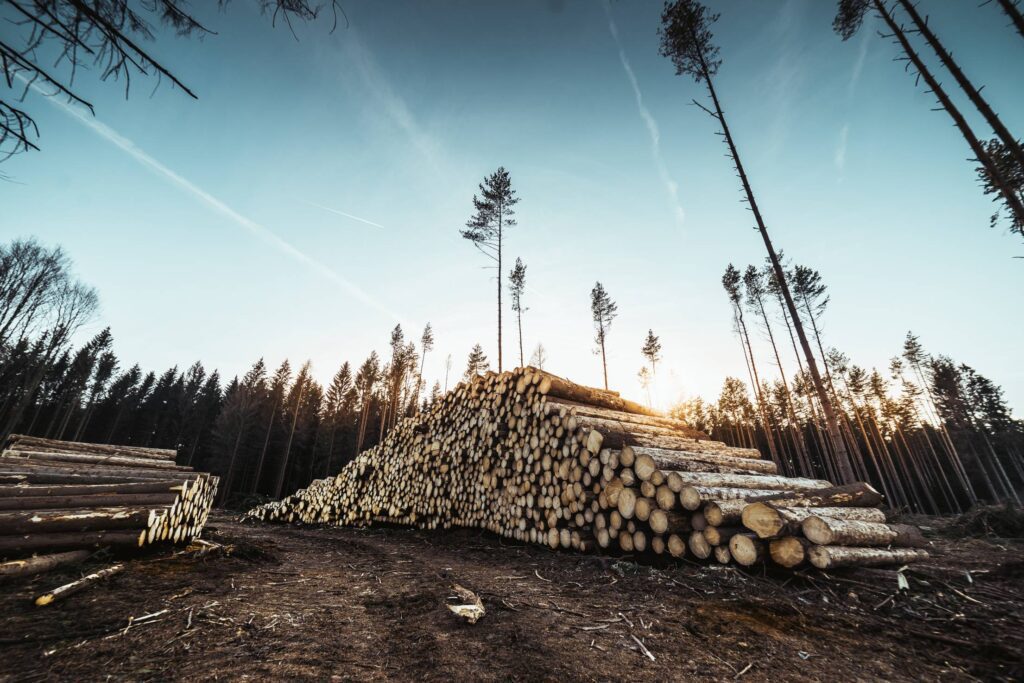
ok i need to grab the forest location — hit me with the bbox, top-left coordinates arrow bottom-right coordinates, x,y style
1,235 -> 1019,514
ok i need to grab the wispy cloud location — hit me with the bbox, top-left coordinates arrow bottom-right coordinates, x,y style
847,28 -> 872,98
38,88 -> 407,326
303,199 -> 387,229
343,33 -> 442,171
835,123 -> 849,172
603,1 -> 685,227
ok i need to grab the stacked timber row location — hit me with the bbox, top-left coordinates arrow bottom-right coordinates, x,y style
246,368 -> 928,570
0,435 -> 218,559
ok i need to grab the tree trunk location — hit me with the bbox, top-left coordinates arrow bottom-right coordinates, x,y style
898,0 -> 1024,172
695,46 -> 856,484
997,0 -> 1024,39
873,0 -> 1024,227
808,545 -> 929,569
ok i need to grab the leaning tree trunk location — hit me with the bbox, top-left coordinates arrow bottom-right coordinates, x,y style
897,0 -> 1024,173
997,0 -> 1024,39
873,0 -> 1024,228
693,46 -> 856,484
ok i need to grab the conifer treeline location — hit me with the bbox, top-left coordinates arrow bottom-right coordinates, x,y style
670,260 -> 1024,515
0,240 -> 443,506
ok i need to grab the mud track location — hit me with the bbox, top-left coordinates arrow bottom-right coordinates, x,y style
1,512 -> 1021,681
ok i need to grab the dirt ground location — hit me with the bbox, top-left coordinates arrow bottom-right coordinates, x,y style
1,512 -> 1022,682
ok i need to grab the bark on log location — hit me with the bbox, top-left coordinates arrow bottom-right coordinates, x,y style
0,530 -> 145,554
671,472 -> 830,492
679,486 -> 783,511
0,550 -> 90,580
625,446 -> 776,480
703,499 -> 748,527
0,507 -> 157,535
808,545 -> 930,569
534,370 -> 663,418
747,483 -> 883,509
802,517 -> 929,548
7,434 -> 176,461
703,525 -> 743,547
0,481 -> 188,498
4,450 -> 189,471
742,503 -> 887,540
0,493 -> 179,511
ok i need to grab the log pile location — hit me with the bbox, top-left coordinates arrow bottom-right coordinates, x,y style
246,368 -> 928,570
0,435 -> 218,560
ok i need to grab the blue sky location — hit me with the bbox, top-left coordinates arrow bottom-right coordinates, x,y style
3,0 -> 1022,412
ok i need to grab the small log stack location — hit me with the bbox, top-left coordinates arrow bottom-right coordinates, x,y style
0,435 -> 218,560
246,368 -> 928,571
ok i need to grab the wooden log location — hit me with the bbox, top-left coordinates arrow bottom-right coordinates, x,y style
0,507 -> 158,535
747,482 -> 883,509
0,530 -> 145,555
769,537 -> 810,569
703,499 -> 748,527
6,435 -> 176,461
534,370 -> 664,418
624,446 -> 776,478
34,563 -> 125,606
671,472 -> 830,492
688,530 -> 712,559
807,546 -> 930,569
0,460 -> 203,482
667,533 -> 686,558
0,550 -> 90,580
3,449 -> 189,471
713,544 -> 732,565
0,492 -> 179,511
729,533 -> 766,566
543,400 -> 694,433
703,525 -> 743,547
802,517 -> 928,548
742,504 -> 887,540
0,481 -> 188,498
647,509 -> 689,535
680,486 -> 782,511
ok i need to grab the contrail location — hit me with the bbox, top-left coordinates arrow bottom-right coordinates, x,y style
303,199 -> 387,229
34,84 -> 408,326
604,1 -> 686,227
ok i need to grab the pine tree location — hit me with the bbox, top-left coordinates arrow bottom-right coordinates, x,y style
590,282 -> 617,390
659,1 -> 856,482
529,343 -> 547,370
463,344 -> 489,381
509,257 -> 528,367
994,0 -> 1024,39
414,323 -> 434,413
641,329 -> 662,375
275,360 -> 312,498
461,167 -> 519,372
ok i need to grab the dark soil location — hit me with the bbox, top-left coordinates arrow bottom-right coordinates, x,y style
1,512 -> 1022,682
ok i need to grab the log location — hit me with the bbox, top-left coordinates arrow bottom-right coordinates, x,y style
7,434 -> 176,461
543,399 -> 694,434
0,481 -> 188,498
624,446 -> 776,479
713,544 -> 732,565
741,504 -> 887,540
703,525 -> 743,547
679,486 -> 782,511
0,550 -> 90,580
808,546 -> 930,570
703,499 -> 748,527
769,537 -> 810,569
534,370 -> 663,418
667,533 -> 686,558
802,517 -> 929,548
647,509 -> 689,535
688,530 -> 712,559
671,472 -> 830,492
729,533 -> 766,566
0,492 -> 179,511
34,563 -> 125,606
0,530 -> 145,554
747,482 -> 883,509
0,507 -> 158,535
3,449 -> 188,471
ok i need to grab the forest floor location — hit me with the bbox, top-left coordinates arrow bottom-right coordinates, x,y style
1,511 -> 1022,682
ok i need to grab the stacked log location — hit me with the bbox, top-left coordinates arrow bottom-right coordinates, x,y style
0,435 -> 218,559
246,368 -> 928,571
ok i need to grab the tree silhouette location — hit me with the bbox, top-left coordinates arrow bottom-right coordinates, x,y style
0,0 -> 343,160
590,281 -> 617,390
992,0 -> 1024,40
641,329 -> 662,375
461,167 -> 519,372
414,323 -> 434,413
659,0 -> 856,482
509,257 -> 527,368
463,343 -> 489,381
529,343 -> 547,370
